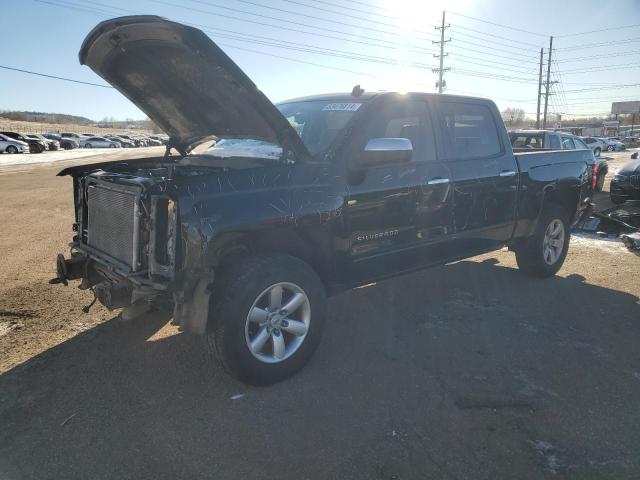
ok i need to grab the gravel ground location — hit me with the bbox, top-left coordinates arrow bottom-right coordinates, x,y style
0,149 -> 639,479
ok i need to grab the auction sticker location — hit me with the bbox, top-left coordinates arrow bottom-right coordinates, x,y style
322,103 -> 362,111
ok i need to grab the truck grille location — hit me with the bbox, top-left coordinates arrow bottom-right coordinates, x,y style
630,174 -> 640,189
86,184 -> 139,269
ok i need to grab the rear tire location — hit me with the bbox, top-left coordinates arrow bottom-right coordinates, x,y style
610,195 -> 626,205
596,172 -> 606,192
85,143 -> 92,148
515,205 -> 570,278
594,147 -> 601,157
208,254 -> 326,385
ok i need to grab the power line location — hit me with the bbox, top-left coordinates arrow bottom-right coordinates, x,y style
556,36 -> 640,51
556,23 -> 640,38
0,64 -> 113,88
152,0 -> 437,53
448,11 -> 548,37
220,0 -> 435,41
448,26 -> 541,49
555,49 -> 640,63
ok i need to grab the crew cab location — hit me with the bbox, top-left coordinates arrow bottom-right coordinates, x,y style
52,17 -> 596,385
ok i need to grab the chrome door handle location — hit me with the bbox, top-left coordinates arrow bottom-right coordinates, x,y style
427,178 -> 450,185
499,170 -> 517,177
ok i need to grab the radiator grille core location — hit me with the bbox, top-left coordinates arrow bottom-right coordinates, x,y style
630,174 -> 640,189
87,185 -> 137,268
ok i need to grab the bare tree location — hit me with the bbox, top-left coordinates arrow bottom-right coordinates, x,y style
501,107 -> 526,128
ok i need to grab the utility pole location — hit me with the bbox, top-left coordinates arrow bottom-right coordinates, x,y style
536,48 -> 543,129
542,36 -> 554,129
432,11 -> 451,93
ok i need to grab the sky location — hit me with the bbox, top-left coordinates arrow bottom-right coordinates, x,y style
2,0 -> 640,121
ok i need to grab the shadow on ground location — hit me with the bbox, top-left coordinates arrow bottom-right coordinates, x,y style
1,260 -> 640,480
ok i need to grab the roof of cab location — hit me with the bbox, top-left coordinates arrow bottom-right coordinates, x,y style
276,91 -> 492,105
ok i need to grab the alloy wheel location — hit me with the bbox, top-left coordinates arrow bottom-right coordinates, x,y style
542,219 -> 565,265
244,282 -> 311,364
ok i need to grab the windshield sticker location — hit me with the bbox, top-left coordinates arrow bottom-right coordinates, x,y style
322,103 -> 362,112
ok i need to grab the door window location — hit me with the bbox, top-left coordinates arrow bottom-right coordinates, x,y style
548,134 -> 561,149
437,102 -> 501,159
574,138 -> 588,149
357,99 -> 436,163
561,136 -> 575,149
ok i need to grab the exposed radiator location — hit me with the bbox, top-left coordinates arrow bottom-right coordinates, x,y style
86,184 -> 139,269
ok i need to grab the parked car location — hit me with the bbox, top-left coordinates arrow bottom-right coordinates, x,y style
0,131 -> 46,153
0,133 -> 29,154
598,137 -> 625,152
581,137 -> 606,157
61,133 -> 83,140
79,136 -> 121,148
509,130 -> 608,191
149,134 -> 169,145
117,134 -> 144,147
142,136 -> 163,146
43,133 -> 79,150
106,135 -> 135,148
610,157 -> 640,204
26,133 -> 60,151
51,17 -> 597,385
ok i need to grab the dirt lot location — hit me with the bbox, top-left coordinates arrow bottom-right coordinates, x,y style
1,150 -> 639,479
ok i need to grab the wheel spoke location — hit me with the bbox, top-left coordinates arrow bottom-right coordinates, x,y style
250,326 -> 270,353
248,307 -> 269,324
281,319 -> 307,336
280,292 -> 306,315
272,330 -> 285,359
269,285 -> 283,310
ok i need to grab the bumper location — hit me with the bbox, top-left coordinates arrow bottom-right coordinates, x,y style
50,251 -> 169,310
610,180 -> 640,202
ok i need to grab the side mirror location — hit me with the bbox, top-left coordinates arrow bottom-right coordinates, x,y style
356,138 -> 413,168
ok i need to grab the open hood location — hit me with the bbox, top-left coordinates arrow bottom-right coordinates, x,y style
79,16 -> 310,157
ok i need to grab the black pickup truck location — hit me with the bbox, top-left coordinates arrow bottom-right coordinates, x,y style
52,17 -> 595,384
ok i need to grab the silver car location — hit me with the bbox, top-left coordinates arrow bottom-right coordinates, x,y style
79,136 -> 121,148
0,133 -> 29,154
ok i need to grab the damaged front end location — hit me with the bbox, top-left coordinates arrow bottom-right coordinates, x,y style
51,166 -> 211,332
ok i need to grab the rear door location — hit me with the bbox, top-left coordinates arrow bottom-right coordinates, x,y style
433,99 -> 519,254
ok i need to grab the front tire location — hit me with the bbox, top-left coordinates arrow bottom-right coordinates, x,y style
6,145 -> 18,154
607,145 -> 614,152
594,147 -> 601,157
209,254 -> 326,385
515,205 -> 570,278
85,143 -> 92,148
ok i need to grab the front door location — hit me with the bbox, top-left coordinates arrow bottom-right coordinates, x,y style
344,96 -> 454,284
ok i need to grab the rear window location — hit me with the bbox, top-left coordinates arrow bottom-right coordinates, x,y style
510,134 -> 544,149
437,102 -> 501,159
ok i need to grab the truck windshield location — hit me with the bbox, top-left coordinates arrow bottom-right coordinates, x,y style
277,100 -> 363,155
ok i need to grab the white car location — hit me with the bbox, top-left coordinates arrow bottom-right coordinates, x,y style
581,137 -> 605,157
79,136 -> 121,148
598,137 -> 625,152
0,133 -> 29,154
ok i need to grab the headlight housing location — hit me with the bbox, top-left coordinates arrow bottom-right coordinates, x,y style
613,174 -> 628,183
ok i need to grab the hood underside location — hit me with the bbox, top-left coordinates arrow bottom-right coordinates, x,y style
79,16 -> 310,157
